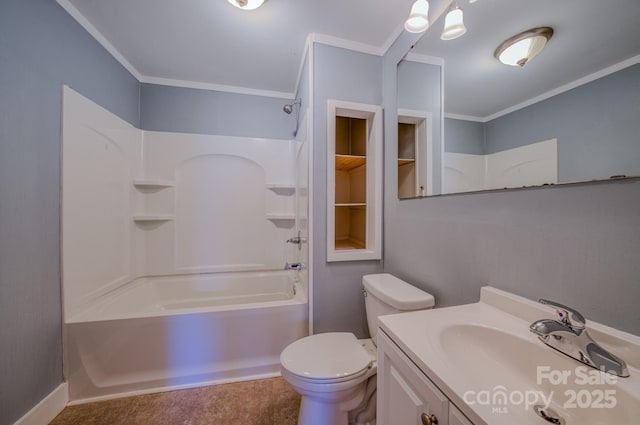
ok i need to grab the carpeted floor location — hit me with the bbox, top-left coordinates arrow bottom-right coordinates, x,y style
49,377 -> 300,425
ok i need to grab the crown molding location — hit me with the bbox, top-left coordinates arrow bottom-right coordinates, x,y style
484,55 -> 640,122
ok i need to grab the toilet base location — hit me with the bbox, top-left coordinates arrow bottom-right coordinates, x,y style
281,337 -> 379,425
298,397 -> 349,425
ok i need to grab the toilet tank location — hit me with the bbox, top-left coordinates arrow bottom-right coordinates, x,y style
362,273 -> 435,345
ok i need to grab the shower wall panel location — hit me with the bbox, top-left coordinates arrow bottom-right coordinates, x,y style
63,89 -> 299,320
62,86 -> 142,320
140,131 -> 298,276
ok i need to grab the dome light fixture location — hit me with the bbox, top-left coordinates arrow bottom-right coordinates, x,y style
494,27 -> 554,67
405,0 -> 430,34
440,3 -> 466,41
227,0 -> 266,11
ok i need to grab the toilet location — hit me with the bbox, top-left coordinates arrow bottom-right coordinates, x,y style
280,273 -> 435,425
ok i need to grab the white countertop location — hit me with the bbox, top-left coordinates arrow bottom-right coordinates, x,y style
378,286 -> 640,425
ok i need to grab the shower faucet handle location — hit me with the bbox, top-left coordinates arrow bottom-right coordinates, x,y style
286,231 -> 307,250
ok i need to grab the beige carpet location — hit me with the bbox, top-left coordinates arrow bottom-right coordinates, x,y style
50,377 -> 300,425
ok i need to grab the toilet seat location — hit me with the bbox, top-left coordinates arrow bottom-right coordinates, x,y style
280,332 -> 373,384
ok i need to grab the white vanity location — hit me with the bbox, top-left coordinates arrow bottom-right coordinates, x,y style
377,329 -> 473,425
376,287 -> 640,425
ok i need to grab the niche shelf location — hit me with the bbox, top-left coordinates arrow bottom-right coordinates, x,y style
398,121 -> 418,199
335,155 -> 366,171
398,158 -> 416,166
327,100 -> 382,261
398,110 -> 432,198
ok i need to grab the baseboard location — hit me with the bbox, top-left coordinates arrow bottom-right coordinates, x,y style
68,372 -> 281,406
14,382 -> 68,425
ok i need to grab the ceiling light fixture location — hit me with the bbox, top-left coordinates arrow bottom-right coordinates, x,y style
494,27 -> 554,67
404,0 -> 430,33
440,3 -> 466,41
227,0 -> 266,11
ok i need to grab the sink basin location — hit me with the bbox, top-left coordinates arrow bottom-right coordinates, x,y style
438,323 -> 640,424
439,324 -> 560,389
378,287 -> 640,425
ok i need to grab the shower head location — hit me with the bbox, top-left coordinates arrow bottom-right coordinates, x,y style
283,99 -> 301,114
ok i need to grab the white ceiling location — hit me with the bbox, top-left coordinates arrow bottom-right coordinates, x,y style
413,0 -> 640,119
61,0 -> 415,97
60,0 -> 640,116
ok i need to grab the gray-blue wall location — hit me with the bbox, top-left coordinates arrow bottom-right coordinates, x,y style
385,51 -> 640,336
312,44 -> 384,337
444,118 -> 485,155
295,49 -> 310,133
384,180 -> 640,336
0,1 -> 139,423
446,64 -> 640,182
486,64 -> 639,183
140,84 -> 295,139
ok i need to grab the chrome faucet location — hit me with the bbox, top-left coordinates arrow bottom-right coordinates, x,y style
530,299 -> 629,377
284,262 -> 305,270
286,231 -> 307,251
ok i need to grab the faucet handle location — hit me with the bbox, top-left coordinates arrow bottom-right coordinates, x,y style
539,299 -> 586,330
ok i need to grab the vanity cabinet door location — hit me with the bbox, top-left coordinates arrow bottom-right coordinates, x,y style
449,404 -> 474,425
377,331 -> 449,425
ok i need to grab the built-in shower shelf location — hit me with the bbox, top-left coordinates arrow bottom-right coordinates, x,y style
133,180 -> 174,189
133,215 -> 174,222
266,183 -> 295,190
266,214 -> 295,221
266,184 -> 295,195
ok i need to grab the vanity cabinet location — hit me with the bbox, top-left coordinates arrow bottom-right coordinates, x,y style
378,330 -> 473,425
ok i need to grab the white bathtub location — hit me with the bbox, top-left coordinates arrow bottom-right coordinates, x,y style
64,270 -> 308,402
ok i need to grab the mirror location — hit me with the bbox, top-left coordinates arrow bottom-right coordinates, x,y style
398,0 -> 640,197
396,59 -> 442,198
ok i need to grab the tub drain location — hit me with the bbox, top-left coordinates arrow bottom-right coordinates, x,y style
533,405 -> 565,425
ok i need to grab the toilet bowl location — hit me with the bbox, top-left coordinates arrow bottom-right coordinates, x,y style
280,273 -> 435,425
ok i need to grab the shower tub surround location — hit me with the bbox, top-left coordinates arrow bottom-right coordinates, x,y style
65,271 -> 307,401
62,87 -> 308,401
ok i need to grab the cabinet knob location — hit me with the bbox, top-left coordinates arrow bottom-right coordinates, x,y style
421,413 -> 438,425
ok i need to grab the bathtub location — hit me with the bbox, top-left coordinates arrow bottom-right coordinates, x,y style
64,270 -> 308,402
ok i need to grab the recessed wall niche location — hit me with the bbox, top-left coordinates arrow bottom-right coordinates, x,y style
327,100 -> 382,262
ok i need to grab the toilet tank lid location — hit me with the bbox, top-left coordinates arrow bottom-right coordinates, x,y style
362,273 -> 435,310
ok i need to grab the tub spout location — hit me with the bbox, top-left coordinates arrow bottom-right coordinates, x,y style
285,262 -> 305,270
